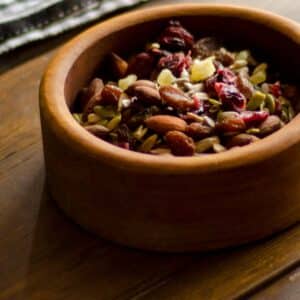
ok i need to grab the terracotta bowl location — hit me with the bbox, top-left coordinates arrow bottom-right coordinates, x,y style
40,4 -> 300,252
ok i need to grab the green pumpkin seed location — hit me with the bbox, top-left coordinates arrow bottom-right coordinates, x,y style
208,98 -> 222,106
265,93 -> 275,113
213,143 -> 226,153
87,113 -> 100,124
247,91 -> 266,110
235,50 -> 250,61
139,134 -> 158,153
230,59 -> 248,69
246,128 -> 260,134
133,125 -> 148,140
250,70 -> 267,85
94,105 -> 116,118
106,114 -> 122,130
73,113 -> 82,124
253,63 -> 268,74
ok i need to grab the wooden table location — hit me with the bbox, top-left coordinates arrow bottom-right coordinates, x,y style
1,1 -> 300,299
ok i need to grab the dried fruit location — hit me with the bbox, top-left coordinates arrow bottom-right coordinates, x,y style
165,131 -> 195,156
101,84 -> 122,105
190,57 -> 216,82
118,74 -> 137,91
145,115 -> 187,134
157,69 -> 176,86
158,20 -> 194,52
240,110 -> 269,127
127,52 -> 156,79
158,52 -> 191,77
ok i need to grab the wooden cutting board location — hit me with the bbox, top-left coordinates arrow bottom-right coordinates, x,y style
0,0 -> 300,299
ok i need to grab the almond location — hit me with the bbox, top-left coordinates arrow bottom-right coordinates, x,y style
110,52 -> 128,78
126,80 -> 157,94
227,133 -> 260,148
165,131 -> 195,156
159,86 -> 194,110
259,115 -> 282,136
145,115 -> 187,134
129,85 -> 161,105
186,122 -> 214,139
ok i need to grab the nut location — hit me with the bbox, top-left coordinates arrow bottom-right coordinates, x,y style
259,115 -> 282,137
132,86 -> 161,105
145,115 -> 187,134
165,131 -> 195,156
110,52 -> 128,78
227,133 -> 260,148
82,78 -> 104,119
159,86 -> 194,111
127,52 -> 155,79
186,122 -> 213,139
216,111 -> 246,133
126,80 -> 157,94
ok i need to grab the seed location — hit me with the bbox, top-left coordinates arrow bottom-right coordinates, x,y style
208,98 -> 222,106
235,50 -> 250,61
157,68 -> 176,86
265,93 -> 275,113
106,114 -> 122,130
250,70 -> 266,85
150,147 -> 172,155
246,128 -> 260,134
133,125 -> 148,140
247,91 -> 266,110
87,113 -> 100,124
118,74 -> 137,91
253,63 -> 268,74
94,105 -> 116,119
139,134 -> 158,152
230,59 -> 248,69
195,136 -> 220,153
73,113 -> 82,124
213,143 -> 226,153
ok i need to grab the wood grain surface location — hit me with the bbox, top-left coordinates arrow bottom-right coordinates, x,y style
0,1 -> 300,299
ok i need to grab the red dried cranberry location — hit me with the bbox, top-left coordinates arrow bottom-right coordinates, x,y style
158,20 -> 194,52
205,68 -> 236,97
127,52 -> 156,79
269,81 -> 282,98
158,52 -> 192,77
240,111 -> 269,127
215,82 -> 246,112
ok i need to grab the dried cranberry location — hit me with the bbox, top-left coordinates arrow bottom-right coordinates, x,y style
157,52 -> 192,77
205,68 -> 236,97
269,81 -> 282,98
158,20 -> 194,52
240,111 -> 269,127
215,83 -> 246,111
127,52 -> 156,79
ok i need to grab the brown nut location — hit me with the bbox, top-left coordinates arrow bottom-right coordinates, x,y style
216,111 -> 246,133
186,122 -> 214,139
125,80 -> 157,95
84,124 -> 109,138
227,133 -> 260,148
127,52 -> 156,79
130,85 -> 161,105
101,84 -> 122,105
110,52 -> 128,78
145,115 -> 187,134
82,78 -> 104,119
259,115 -> 282,137
159,86 -> 194,111
165,131 -> 195,156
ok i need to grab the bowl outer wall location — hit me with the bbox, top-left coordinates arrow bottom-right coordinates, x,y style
39,4 -> 300,251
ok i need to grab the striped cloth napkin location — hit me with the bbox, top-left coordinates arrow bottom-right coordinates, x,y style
0,0 -> 147,54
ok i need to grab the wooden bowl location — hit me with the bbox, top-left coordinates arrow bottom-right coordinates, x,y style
40,4 -> 300,252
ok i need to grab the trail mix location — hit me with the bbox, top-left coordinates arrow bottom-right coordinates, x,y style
72,20 -> 299,156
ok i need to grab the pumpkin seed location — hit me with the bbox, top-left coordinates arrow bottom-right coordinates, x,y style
139,134 -> 158,152
195,136 -> 220,153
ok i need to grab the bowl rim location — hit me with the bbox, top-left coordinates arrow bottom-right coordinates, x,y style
40,3 -> 300,174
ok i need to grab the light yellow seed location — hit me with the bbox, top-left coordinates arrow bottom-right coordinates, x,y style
247,91 -> 266,110
106,114 -> 122,130
73,113 -> 82,124
246,128 -> 260,134
235,50 -> 250,61
253,63 -> 268,74
230,59 -> 248,69
118,74 -> 137,91
195,136 -> 220,153
213,143 -> 226,153
157,68 -> 176,86
94,105 -> 116,119
265,93 -> 275,114
250,70 -> 267,85
133,125 -> 148,140
87,113 -> 100,124
139,134 -> 158,153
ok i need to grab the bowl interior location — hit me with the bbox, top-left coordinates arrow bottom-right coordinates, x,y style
64,13 -> 300,109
